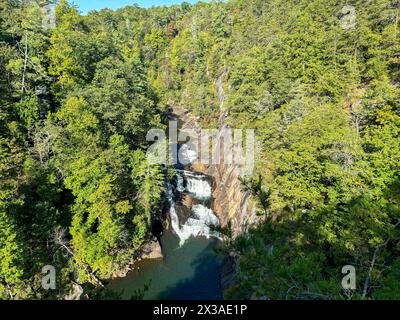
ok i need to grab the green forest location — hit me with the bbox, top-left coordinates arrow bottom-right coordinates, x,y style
1,0 -> 400,300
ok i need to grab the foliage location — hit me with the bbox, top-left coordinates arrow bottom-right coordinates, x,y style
1,0 -> 399,300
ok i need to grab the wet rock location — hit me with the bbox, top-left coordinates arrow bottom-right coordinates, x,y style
64,283 -> 83,300
175,103 -> 262,237
164,215 -> 170,230
151,219 -> 164,238
141,237 -> 163,260
112,265 -> 132,278
221,264 -> 236,292
181,193 -> 194,209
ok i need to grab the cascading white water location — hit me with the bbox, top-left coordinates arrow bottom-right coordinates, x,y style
176,170 -> 212,200
192,204 -> 220,226
176,174 -> 185,192
177,204 -> 221,245
166,182 -> 179,232
179,144 -> 197,164
167,173 -> 220,246
186,179 -> 212,200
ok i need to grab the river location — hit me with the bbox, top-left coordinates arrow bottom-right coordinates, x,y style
107,156 -> 224,300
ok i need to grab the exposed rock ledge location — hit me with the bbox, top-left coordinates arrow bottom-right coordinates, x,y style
64,283 -> 84,300
141,237 -> 163,260
111,237 -> 164,279
64,237 -> 163,300
172,106 -> 261,237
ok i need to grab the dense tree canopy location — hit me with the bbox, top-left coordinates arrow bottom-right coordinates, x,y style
0,0 -> 165,299
0,0 -> 399,300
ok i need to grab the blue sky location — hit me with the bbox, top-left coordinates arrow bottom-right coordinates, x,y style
71,0 -> 209,14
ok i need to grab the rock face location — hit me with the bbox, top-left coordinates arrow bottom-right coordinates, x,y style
173,106 -> 261,237
220,253 -> 240,291
141,237 -> 163,260
193,160 -> 258,237
172,100 -> 263,299
64,283 -> 84,300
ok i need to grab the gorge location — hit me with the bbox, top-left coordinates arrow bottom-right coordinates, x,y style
107,106 -> 256,300
108,156 -> 224,300
2,0 -> 399,301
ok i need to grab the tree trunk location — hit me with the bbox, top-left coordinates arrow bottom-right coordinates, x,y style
21,30 -> 28,95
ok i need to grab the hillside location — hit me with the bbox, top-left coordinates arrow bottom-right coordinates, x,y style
1,0 -> 399,300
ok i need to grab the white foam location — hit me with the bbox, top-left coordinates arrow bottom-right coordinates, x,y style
178,144 -> 197,165
166,181 -> 220,246
192,204 -> 220,227
176,174 -> 185,192
177,170 -> 212,200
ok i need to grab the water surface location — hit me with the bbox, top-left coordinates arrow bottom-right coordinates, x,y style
108,231 -> 223,300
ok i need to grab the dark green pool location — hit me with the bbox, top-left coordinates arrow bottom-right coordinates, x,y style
108,231 -> 223,300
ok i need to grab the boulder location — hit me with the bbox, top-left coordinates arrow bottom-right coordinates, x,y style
141,237 -> 163,260
64,283 -> 83,300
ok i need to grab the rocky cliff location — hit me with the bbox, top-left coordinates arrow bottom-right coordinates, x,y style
172,106 -> 260,237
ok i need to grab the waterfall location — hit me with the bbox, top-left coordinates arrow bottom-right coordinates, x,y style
186,178 -> 212,200
166,182 -> 180,235
192,204 -> 220,227
178,144 -> 197,165
176,174 -> 185,193
176,170 -> 212,200
176,204 -> 221,246
167,173 -> 220,246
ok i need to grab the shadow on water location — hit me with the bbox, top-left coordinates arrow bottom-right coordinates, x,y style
156,240 -> 223,300
106,112 -> 224,299
107,231 -> 224,300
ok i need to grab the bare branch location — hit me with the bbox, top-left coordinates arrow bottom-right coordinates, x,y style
362,219 -> 400,297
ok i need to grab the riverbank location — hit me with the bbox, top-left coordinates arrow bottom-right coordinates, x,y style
108,232 -> 223,300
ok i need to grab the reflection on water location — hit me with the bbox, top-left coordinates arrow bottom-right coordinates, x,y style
108,231 -> 223,300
